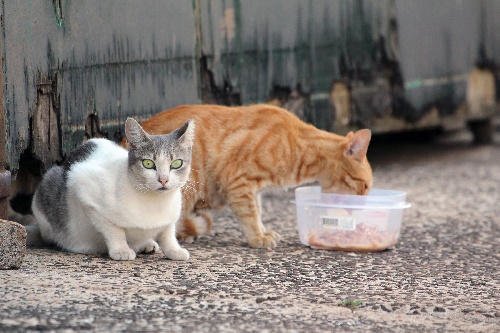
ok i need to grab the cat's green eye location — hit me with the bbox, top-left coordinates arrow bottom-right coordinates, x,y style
170,159 -> 183,169
142,159 -> 156,169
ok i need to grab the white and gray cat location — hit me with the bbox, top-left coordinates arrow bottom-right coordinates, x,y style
31,117 -> 194,261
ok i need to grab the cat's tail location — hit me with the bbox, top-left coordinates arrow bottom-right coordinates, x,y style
25,225 -> 48,248
177,211 -> 213,243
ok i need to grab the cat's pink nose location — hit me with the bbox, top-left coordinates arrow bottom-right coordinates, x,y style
158,178 -> 168,187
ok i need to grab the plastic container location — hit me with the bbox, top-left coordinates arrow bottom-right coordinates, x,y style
294,186 -> 411,252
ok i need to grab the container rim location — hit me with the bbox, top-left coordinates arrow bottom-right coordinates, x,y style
295,186 -> 407,198
291,200 -> 412,210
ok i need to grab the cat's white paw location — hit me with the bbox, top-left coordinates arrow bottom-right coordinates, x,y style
109,247 -> 136,261
165,247 -> 190,261
141,240 -> 160,254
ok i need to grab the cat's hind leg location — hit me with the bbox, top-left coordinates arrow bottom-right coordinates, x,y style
131,239 -> 159,254
24,225 -> 48,248
126,230 -> 160,254
31,192 -> 57,246
141,240 -> 160,254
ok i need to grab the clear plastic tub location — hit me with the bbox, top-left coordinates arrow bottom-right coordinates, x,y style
294,186 -> 411,252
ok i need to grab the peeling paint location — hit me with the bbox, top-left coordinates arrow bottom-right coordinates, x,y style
1,1 -> 199,171
330,82 -> 350,128
51,0 -> 64,28
200,54 -> 240,106
0,170 -> 11,218
84,113 -> 106,141
405,74 -> 468,90
467,68 -> 496,117
32,75 -> 61,171
267,84 -> 311,123
220,7 -> 236,43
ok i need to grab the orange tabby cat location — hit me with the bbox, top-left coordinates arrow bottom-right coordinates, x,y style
123,104 -> 373,248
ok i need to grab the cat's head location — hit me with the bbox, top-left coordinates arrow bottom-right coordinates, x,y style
125,118 -> 195,192
320,129 -> 373,195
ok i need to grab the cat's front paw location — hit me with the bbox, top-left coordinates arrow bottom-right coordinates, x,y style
248,231 -> 281,249
109,247 -> 136,261
164,247 -> 190,261
265,230 -> 281,242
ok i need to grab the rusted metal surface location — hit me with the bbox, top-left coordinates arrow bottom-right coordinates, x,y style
32,76 -> 62,171
199,54 -> 241,106
200,0 -> 499,135
199,0 -> 398,129
0,171 -> 11,219
1,0 -> 499,177
1,1 -> 199,172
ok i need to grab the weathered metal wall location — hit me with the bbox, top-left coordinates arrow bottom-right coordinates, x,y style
200,0 -> 499,135
396,1 -> 499,118
200,0 -> 393,129
1,0 -> 498,176
1,0 -> 199,172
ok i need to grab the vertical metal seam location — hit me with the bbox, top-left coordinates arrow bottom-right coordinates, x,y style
0,0 -> 8,170
193,0 -> 202,103
0,0 -> 11,219
0,0 -> 8,169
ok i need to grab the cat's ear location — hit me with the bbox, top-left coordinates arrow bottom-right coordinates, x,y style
125,118 -> 153,150
172,119 -> 195,147
344,129 -> 371,162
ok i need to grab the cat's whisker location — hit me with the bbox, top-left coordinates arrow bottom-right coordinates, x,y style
185,179 -> 202,187
181,184 -> 197,194
181,182 -> 206,202
186,182 -> 205,192
189,168 -> 204,175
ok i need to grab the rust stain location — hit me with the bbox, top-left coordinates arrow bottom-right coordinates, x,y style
0,171 -> 11,220
32,76 -> 62,171
84,113 -> 107,141
220,7 -> 236,42
467,68 -> 496,117
330,81 -> 351,128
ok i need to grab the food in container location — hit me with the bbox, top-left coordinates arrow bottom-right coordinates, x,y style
294,186 -> 411,252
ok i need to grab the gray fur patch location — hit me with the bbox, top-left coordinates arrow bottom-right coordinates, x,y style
34,166 -> 68,234
35,140 -> 98,236
63,141 -> 98,172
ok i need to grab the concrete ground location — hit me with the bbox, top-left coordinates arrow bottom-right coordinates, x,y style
1,128 -> 499,332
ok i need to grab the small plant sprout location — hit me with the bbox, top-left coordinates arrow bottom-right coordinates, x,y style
339,299 -> 363,310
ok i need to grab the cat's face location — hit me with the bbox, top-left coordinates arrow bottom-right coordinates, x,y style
125,118 -> 195,192
320,129 -> 373,195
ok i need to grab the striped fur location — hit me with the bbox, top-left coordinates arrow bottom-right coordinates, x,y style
123,104 -> 372,248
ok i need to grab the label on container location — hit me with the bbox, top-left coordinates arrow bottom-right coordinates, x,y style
321,216 -> 357,230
